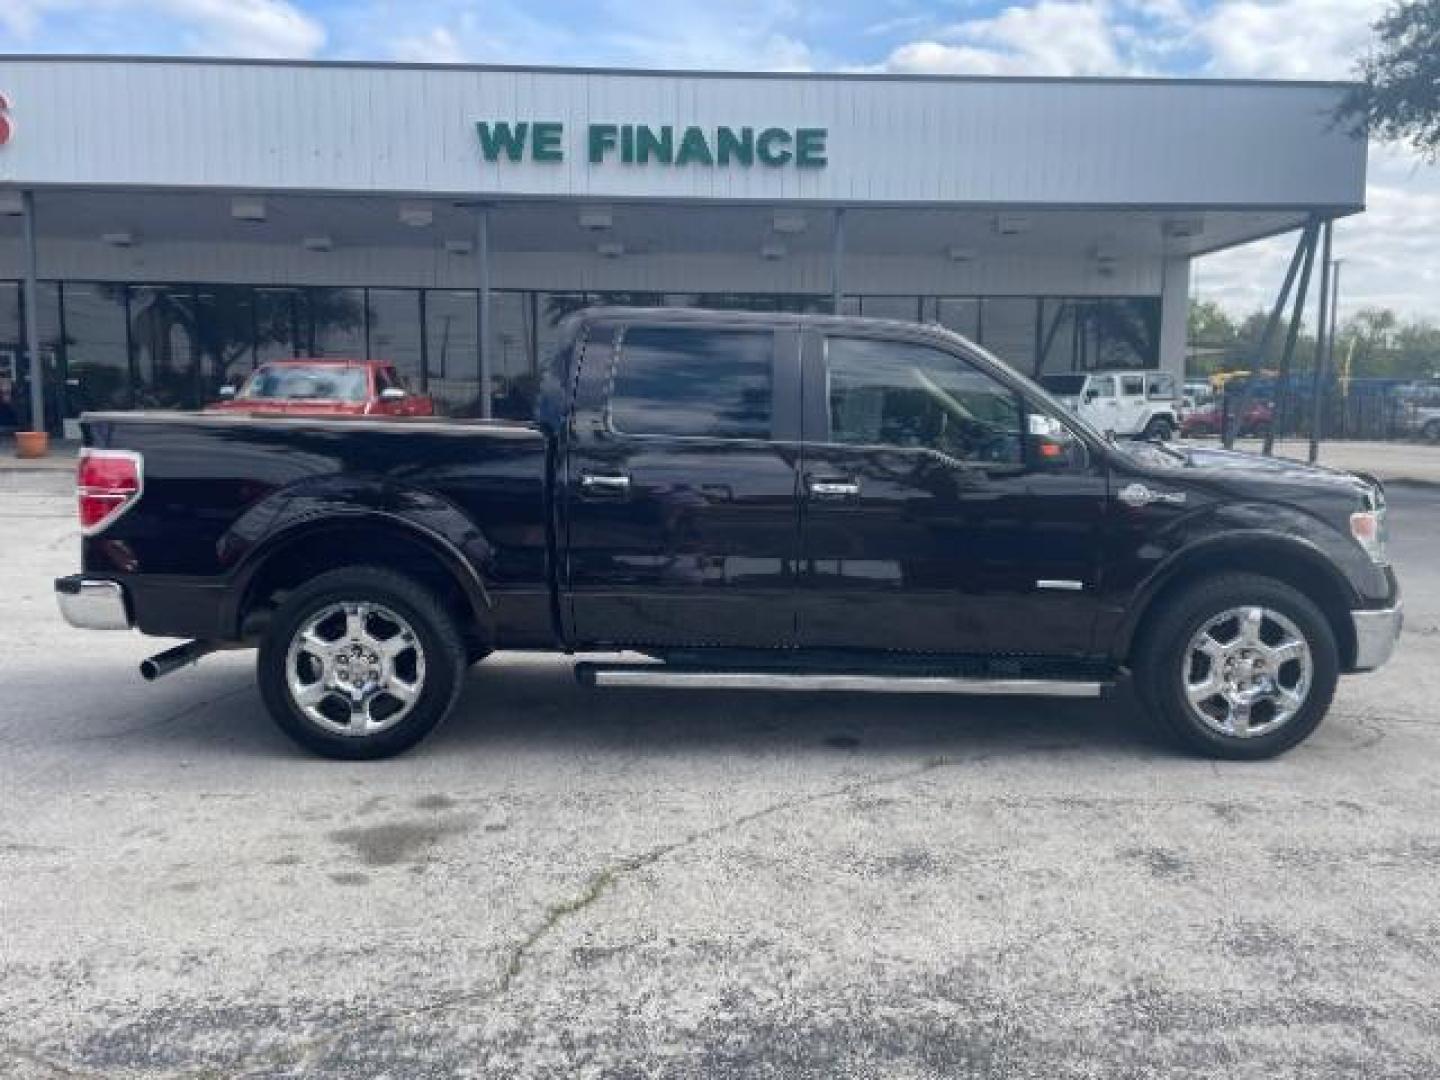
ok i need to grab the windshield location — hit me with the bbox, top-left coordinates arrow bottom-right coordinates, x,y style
1039,375 -> 1087,396
238,365 -> 369,402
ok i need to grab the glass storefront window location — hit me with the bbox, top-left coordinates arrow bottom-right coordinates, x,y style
860,296 -> 921,322
130,286 -> 201,409
193,285 -> 257,398
0,283 -> 21,429
934,298 -> 982,342
425,289 -> 479,416
255,288 -> 301,365
1,283 -> 65,430
978,297 -> 1038,375
366,289 -> 423,390
61,283 -> 131,414
10,283 -> 1165,423
308,288 -> 366,357
537,292 -> 588,374
490,291 -> 536,420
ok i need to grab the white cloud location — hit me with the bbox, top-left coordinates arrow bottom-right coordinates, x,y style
0,0 -> 324,58
1197,0 -> 1384,79
1197,145 -> 1440,322
884,2 -> 1127,76
390,26 -> 468,64
344,0 -> 813,71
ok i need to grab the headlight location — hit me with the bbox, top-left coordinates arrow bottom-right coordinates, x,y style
1349,508 -> 1389,565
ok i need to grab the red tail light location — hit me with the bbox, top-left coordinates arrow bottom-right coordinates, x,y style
78,449 -> 143,535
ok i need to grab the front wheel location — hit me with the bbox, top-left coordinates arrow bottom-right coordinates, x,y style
1135,573 -> 1338,760
257,566 -> 467,759
1423,419 -> 1440,444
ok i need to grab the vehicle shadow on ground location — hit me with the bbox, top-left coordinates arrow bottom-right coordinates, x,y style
120,651 -> 1174,764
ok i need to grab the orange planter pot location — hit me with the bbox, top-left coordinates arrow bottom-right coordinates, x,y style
14,430 -> 50,458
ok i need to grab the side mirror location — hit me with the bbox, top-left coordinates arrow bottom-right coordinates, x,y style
218,385 -> 237,398
379,387 -> 407,402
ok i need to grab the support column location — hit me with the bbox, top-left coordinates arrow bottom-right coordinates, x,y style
476,207 -> 492,419
1265,220 -> 1319,456
830,207 -> 846,315
1158,255 -> 1190,387
21,189 -> 44,435
1308,219 -> 1334,464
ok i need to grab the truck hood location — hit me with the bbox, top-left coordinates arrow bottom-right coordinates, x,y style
1142,443 -> 1381,502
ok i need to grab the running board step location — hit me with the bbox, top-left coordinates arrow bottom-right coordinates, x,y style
575,663 -> 1106,698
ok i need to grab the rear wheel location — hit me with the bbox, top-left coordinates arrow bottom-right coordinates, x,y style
257,566 -> 467,759
1135,573 -> 1338,760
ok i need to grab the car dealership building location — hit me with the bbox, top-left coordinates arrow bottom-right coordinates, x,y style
0,56 -> 1367,430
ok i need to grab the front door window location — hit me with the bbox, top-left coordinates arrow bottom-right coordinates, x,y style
825,337 -> 1024,467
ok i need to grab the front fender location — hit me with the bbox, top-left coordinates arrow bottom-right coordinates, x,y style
1108,499 -> 1371,660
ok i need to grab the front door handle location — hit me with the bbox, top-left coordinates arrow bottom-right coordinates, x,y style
807,478 -> 861,499
579,472 -> 632,497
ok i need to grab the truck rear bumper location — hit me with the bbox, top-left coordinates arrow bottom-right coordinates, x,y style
55,576 -> 132,631
1351,602 -> 1403,672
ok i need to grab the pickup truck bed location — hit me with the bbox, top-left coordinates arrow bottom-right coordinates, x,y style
78,412 -> 555,649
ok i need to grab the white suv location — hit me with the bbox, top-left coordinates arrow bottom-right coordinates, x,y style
1040,370 -> 1180,440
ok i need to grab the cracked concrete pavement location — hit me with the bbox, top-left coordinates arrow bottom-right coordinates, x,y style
3,468 -> 1439,1078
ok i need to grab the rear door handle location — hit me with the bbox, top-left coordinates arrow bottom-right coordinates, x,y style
807,478 -> 860,499
579,472 -> 631,497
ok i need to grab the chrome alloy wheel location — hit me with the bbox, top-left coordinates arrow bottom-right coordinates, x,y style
285,602 -> 426,736
1182,606 -> 1312,738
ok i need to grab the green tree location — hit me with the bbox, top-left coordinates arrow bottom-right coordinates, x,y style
1339,0 -> 1440,158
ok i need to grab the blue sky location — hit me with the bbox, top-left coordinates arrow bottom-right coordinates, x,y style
2,0 -> 1437,321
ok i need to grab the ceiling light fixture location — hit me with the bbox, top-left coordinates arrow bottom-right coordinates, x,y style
994,214 -> 1031,236
101,231 -> 135,247
760,241 -> 787,260
303,235 -> 333,252
946,246 -> 977,262
0,190 -> 25,216
596,240 -> 625,258
444,239 -> 473,255
772,212 -> 807,235
579,207 -> 614,231
399,202 -> 434,228
231,196 -> 266,222
1163,217 -> 1204,239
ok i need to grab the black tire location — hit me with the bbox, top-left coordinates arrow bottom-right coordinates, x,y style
1143,416 -> 1175,442
1423,419 -> 1440,444
257,566 -> 467,760
1134,573 -> 1338,760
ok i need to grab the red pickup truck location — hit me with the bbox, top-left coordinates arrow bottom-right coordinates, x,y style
208,360 -> 434,417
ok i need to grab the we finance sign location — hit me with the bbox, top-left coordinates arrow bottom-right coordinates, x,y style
476,121 -> 828,169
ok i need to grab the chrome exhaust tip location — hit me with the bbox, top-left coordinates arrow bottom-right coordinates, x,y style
140,640 -> 219,681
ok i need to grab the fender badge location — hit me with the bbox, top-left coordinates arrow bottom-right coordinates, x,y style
1118,482 -> 1186,508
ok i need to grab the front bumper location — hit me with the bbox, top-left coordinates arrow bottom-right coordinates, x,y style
55,576 -> 132,631
1351,602 -> 1403,672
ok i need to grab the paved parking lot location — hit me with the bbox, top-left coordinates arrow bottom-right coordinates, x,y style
3,468 -> 1439,1079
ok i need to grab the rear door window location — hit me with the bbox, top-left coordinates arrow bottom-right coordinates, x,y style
610,326 -> 773,440
1120,374 -> 1145,397
1147,373 -> 1175,400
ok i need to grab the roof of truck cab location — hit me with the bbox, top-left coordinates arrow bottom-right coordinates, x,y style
572,305 -> 981,341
